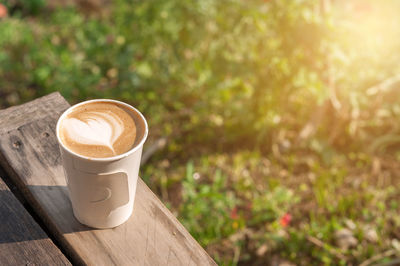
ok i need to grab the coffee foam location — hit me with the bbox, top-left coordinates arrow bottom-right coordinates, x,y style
59,102 -> 137,158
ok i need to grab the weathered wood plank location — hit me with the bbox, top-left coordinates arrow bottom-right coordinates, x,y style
0,92 -> 69,135
0,171 -> 71,265
0,93 -> 216,266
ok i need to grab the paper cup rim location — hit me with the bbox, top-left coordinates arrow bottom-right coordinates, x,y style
56,99 -> 148,162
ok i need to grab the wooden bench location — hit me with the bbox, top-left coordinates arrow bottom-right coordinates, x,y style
0,92 -> 216,265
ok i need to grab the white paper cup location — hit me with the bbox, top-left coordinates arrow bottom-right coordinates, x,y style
56,99 -> 148,228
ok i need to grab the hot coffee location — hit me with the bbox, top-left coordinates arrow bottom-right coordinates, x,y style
59,101 -> 137,158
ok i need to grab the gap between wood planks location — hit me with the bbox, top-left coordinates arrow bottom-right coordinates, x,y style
0,165 -> 76,265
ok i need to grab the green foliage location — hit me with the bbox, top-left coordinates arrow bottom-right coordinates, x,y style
2,0 -> 46,15
0,0 -> 331,148
251,187 -> 297,225
180,161 -> 238,246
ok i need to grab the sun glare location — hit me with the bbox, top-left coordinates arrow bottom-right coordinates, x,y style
336,1 -> 400,57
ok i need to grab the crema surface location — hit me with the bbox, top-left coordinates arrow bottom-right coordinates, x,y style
59,102 -> 137,158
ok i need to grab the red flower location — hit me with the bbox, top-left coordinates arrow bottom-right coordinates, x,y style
280,213 -> 292,227
230,207 -> 238,220
0,4 -> 7,18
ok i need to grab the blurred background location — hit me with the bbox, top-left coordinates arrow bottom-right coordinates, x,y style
1,0 -> 400,264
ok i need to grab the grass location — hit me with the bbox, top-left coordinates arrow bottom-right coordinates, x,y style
2,0 -> 400,265
143,148 -> 400,265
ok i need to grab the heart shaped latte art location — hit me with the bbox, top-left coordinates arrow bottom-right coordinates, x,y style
62,111 -> 124,154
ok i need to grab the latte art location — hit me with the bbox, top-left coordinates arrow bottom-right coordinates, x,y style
59,102 -> 137,158
62,111 -> 124,154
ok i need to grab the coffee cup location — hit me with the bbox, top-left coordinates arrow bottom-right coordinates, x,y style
56,99 -> 148,228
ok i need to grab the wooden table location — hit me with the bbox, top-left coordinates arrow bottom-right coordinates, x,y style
0,93 -> 216,266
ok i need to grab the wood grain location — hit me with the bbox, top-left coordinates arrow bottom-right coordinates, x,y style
0,92 -> 69,135
0,92 -> 216,266
0,171 -> 71,265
